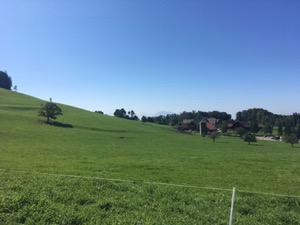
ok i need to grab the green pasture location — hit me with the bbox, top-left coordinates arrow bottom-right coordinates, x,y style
1,88 -> 300,224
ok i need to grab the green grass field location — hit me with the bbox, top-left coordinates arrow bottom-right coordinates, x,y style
1,88 -> 300,224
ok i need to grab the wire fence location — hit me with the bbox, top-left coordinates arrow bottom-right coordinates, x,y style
1,168 -> 300,199
1,168 -> 300,224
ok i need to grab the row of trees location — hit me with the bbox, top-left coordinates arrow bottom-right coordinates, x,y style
115,108 -> 299,140
235,108 -> 300,138
114,108 -> 139,120
236,108 -> 300,133
141,110 -> 231,126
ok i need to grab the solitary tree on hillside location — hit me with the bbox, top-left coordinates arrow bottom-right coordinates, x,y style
0,71 -> 12,90
38,102 -> 63,123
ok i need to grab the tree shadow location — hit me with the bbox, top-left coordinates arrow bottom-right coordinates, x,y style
47,121 -> 73,128
248,143 -> 263,146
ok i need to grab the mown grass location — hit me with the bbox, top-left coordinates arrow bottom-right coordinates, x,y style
1,88 -> 300,224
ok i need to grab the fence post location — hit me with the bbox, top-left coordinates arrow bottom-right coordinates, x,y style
229,187 -> 236,225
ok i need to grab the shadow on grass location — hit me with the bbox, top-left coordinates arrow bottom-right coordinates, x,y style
291,145 -> 300,149
76,125 -> 126,133
47,121 -> 74,128
248,143 -> 263,146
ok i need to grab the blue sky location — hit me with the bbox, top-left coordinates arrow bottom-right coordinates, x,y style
1,0 -> 299,118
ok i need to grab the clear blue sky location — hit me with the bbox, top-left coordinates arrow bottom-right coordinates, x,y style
1,0 -> 299,118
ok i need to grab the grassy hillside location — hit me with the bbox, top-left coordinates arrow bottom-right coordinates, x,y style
1,88 -> 300,224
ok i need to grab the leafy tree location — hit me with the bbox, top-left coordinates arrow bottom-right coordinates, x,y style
236,127 -> 247,137
284,133 -> 299,148
296,120 -> 300,139
277,123 -> 283,136
114,108 -> 139,120
38,102 -> 63,123
208,132 -> 220,142
243,132 -> 257,145
147,116 -> 154,123
263,122 -> 273,135
250,121 -> 259,134
128,110 -> 139,120
141,116 -> 147,123
95,110 -> 103,114
0,71 -> 12,90
114,108 -> 127,118
220,121 -> 228,133
284,122 -> 293,136
236,111 -> 242,121
154,115 -> 168,125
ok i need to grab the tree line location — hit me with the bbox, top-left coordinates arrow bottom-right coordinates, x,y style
0,71 -> 12,90
141,111 -> 232,126
113,108 -> 139,120
236,108 -> 300,137
0,71 -> 17,91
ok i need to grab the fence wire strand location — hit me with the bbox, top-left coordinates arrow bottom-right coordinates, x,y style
1,168 -> 300,199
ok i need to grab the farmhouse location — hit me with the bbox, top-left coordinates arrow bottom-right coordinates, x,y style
179,118 -> 220,133
227,121 -> 264,131
179,118 -> 265,134
203,118 -> 219,132
179,119 -> 197,132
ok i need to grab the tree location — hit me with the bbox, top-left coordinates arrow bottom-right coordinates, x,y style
114,108 -> 127,118
129,110 -> 139,120
208,132 -> 220,142
220,121 -> 228,133
236,127 -> 247,137
38,102 -> 63,123
296,120 -> 300,139
263,122 -> 273,135
284,133 -> 299,148
236,111 -> 242,121
141,116 -> 147,123
284,122 -> 293,136
277,123 -> 283,136
250,121 -> 259,134
114,108 -> 139,120
0,71 -> 12,90
243,132 -> 257,145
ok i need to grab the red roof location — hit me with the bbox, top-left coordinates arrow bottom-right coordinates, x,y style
206,122 -> 217,131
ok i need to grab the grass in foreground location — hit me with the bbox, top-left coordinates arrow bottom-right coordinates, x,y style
1,171 -> 299,225
1,88 -> 300,224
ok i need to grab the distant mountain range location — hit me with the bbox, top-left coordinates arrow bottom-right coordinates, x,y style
153,111 -> 175,117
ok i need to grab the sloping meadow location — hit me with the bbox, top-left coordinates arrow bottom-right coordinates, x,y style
1,89 -> 300,224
